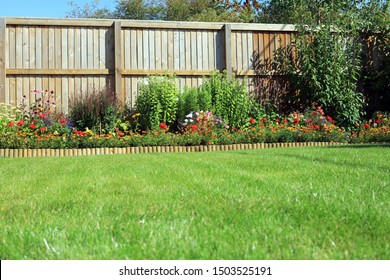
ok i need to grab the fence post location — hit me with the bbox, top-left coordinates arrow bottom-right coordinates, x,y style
114,21 -> 123,102
0,18 -> 6,103
224,24 -> 232,81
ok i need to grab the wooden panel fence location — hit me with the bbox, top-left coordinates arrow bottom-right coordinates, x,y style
0,17 -> 296,112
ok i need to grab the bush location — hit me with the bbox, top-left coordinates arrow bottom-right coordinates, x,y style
209,71 -> 254,129
135,75 -> 179,131
69,87 -> 122,134
180,71 -> 258,130
177,86 -> 200,121
275,21 -> 364,131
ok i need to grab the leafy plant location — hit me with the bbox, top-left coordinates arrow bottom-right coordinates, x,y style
177,86 -> 200,121
135,75 -> 179,131
275,21 -> 364,130
201,71 -> 256,129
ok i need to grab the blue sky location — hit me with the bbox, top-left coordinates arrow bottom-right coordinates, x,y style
0,0 -> 113,18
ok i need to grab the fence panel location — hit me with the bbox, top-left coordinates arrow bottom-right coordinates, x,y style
0,18 -> 299,112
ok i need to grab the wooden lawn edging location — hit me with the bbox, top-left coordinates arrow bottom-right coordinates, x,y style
0,142 -> 347,158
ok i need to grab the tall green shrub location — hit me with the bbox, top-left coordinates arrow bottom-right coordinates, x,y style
177,81 -> 213,120
178,71 -> 260,129
177,86 -> 200,120
205,71 -> 255,129
135,75 -> 179,130
276,22 -> 364,130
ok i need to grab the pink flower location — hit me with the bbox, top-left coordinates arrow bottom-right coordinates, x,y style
317,106 -> 325,115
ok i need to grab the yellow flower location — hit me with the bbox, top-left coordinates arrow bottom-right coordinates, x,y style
86,128 -> 94,135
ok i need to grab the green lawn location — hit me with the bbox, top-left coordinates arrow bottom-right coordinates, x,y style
1,145 -> 389,260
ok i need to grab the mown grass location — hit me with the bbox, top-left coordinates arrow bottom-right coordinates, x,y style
0,145 -> 389,260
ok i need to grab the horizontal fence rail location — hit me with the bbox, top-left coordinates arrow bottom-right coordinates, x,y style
0,17 -> 296,112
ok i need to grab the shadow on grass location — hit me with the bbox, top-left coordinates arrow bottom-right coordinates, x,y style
325,143 -> 390,149
278,144 -> 390,173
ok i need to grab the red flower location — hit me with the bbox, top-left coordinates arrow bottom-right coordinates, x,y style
326,116 -> 333,122
40,127 -> 47,132
283,119 -> 288,124
275,118 -> 279,123
315,125 -> 321,130
74,130 -> 86,136
189,124 -> 198,131
29,124 -> 37,130
7,121 -> 14,126
17,120 -> 25,126
38,113 -> 47,119
159,123 -> 168,130
60,118 -> 67,125
375,119 -> 382,124
293,117 -> 300,124
249,118 -> 255,125
117,131 -> 125,137
364,123 -> 370,129
262,117 -> 267,123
